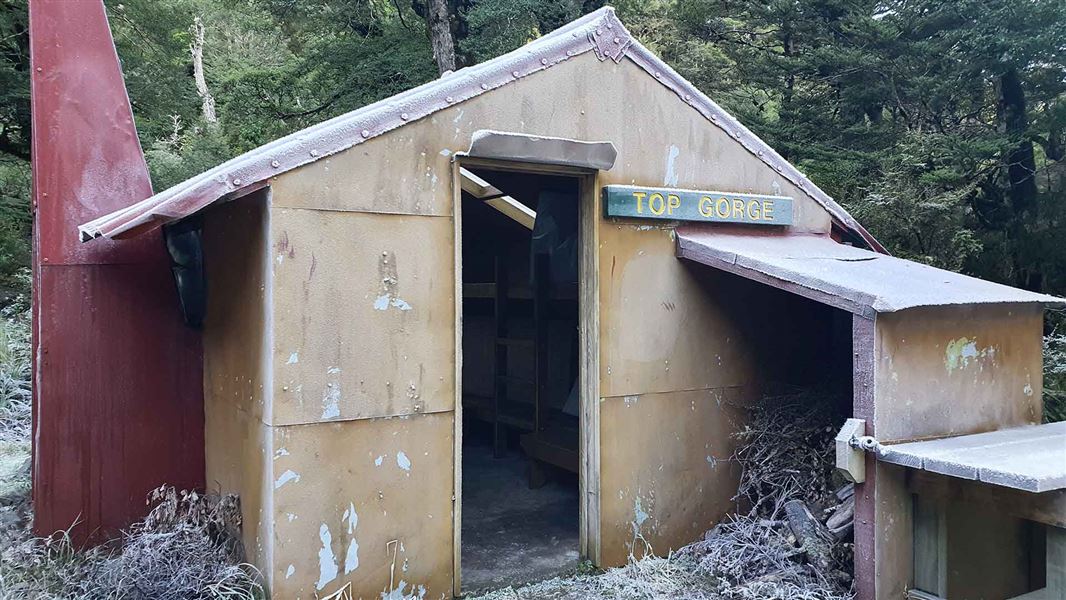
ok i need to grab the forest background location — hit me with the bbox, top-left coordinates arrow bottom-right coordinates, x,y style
1,0 -> 1065,408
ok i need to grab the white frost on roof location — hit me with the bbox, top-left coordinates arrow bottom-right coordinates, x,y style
676,230 -> 1064,314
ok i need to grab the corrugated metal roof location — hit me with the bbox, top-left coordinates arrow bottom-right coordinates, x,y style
878,422 -> 1066,493
675,229 -> 1064,316
78,7 -> 882,252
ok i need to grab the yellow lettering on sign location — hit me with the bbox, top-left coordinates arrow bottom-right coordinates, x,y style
747,200 -> 761,220
632,191 -> 647,213
762,199 -> 775,221
715,197 -> 730,218
699,196 -> 714,217
732,199 -> 745,219
667,194 -> 681,215
649,193 -> 666,215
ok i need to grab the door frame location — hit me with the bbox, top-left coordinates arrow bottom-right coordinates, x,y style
450,156 -> 601,596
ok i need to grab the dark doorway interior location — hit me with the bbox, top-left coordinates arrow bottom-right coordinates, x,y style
460,168 -> 581,592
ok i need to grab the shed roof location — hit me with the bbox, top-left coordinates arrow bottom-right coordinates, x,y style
78,7 -> 882,251
878,421 -> 1066,493
675,229 -> 1064,316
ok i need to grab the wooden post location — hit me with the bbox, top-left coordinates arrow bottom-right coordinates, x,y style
492,256 -> 509,458
853,314 -> 878,600
1045,526 -> 1066,600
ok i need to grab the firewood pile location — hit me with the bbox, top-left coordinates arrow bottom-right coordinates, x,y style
676,388 -> 855,599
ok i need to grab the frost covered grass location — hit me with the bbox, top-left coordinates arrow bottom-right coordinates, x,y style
0,487 -> 263,599
0,308 -> 30,446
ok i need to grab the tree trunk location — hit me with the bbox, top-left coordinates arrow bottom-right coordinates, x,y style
779,24 -> 795,161
190,16 -> 217,126
426,0 -> 456,74
997,68 -> 1040,290
998,68 -> 1037,218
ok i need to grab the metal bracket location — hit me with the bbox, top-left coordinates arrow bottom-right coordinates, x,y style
835,418 -> 868,483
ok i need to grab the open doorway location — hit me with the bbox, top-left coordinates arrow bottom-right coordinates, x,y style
457,165 -> 585,592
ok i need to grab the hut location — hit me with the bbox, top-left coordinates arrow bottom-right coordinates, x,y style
76,7 -> 1066,600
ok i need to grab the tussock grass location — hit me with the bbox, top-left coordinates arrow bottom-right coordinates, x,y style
0,307 -> 261,599
0,487 -> 263,600
0,308 -> 30,446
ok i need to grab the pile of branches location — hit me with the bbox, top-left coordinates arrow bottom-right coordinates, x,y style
0,486 -> 262,599
678,388 -> 855,600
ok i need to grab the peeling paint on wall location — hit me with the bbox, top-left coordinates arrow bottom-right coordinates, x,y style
373,250 -> 414,312
945,337 -> 997,373
374,294 -> 414,311
663,145 -> 680,187
316,523 -> 339,590
321,383 -> 341,419
274,469 -> 300,489
342,502 -> 360,574
632,496 -> 650,537
344,538 -> 359,575
343,502 -> 358,534
396,450 -> 412,472
381,581 -> 427,600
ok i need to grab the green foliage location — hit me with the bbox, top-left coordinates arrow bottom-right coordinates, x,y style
462,0 -> 596,63
0,0 -> 1063,305
0,0 -> 29,162
0,163 -> 29,303
145,124 -> 234,191
1045,312 -> 1066,423
0,0 -> 30,305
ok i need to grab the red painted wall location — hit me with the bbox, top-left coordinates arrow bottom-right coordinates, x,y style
29,0 -> 204,543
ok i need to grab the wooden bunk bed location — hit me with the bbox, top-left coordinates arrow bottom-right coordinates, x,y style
463,255 -> 579,486
458,254 -> 575,460
460,171 -> 581,486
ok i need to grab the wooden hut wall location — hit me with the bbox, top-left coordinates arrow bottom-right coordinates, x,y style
875,305 -> 1044,443
869,304 -> 1045,600
201,191 -> 274,582
233,50 -> 840,597
264,174 -> 457,597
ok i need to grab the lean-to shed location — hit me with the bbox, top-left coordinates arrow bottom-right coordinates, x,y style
77,7 -> 1065,600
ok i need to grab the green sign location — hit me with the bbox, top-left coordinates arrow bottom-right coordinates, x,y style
603,185 -> 793,226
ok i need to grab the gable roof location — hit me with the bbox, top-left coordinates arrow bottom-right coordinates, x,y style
79,7 -> 883,252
